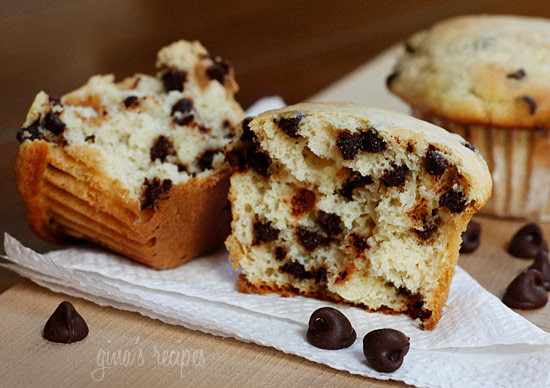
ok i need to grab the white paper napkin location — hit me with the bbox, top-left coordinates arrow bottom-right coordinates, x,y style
3,233 -> 550,388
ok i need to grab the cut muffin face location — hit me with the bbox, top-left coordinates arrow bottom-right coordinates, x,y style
15,40 -> 244,268
226,102 -> 491,329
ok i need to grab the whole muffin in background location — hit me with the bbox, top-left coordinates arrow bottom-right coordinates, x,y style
15,40 -> 244,269
387,15 -> 550,221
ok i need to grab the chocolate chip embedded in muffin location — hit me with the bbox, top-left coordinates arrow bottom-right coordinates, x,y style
518,96 -> 537,115
307,307 -> 356,350
85,135 -> 95,144
43,111 -> 66,135
508,223 -> 547,258
291,189 -> 316,216
280,261 -> 313,280
43,301 -> 89,344
273,113 -> 305,138
48,96 -> 62,107
360,128 -> 387,153
425,145 -> 448,176
382,164 -> 409,187
316,211 -> 342,237
439,189 -> 467,213
141,177 -> 173,210
502,269 -> 547,309
406,142 -> 414,153
363,329 -> 410,373
197,149 -> 221,170
507,69 -> 526,80
247,151 -> 271,177
460,220 -> 481,253
123,96 -> 139,108
240,117 -> 256,141
252,220 -> 279,246
206,57 -> 232,84
336,131 -> 362,160
171,98 -> 193,116
274,246 -> 288,261
150,135 -> 176,162
16,118 -> 42,143
349,233 -> 368,253
296,226 -> 331,252
414,219 -> 440,241
337,171 -> 373,200
463,142 -> 478,152
161,69 -> 187,92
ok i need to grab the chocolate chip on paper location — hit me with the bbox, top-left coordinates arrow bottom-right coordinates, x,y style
306,307 -> 356,350
363,328 -> 410,373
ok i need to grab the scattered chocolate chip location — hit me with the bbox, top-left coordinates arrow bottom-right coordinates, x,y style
273,113 -> 305,138
316,211 -> 342,237
43,111 -> 66,135
162,70 -> 187,92
171,98 -> 193,116
463,142 -> 478,152
439,190 -> 467,213
529,250 -> 550,291
150,135 -> 176,163
307,307 -> 356,350
386,71 -> 400,89
173,115 -> 194,126
313,267 -> 328,283
48,96 -> 62,106
360,128 -> 387,153
508,223 -> 547,258
502,269 -> 547,309
198,149 -> 221,170
291,189 -> 316,216
280,261 -> 313,280
336,131 -> 362,160
406,142 -> 414,153
338,171 -> 373,200
460,220 -> 481,253
363,329 -> 410,373
206,57 -> 232,84
16,118 -> 42,143
274,246 -> 287,261
43,301 -> 89,344
349,233 -> 368,253
141,177 -> 172,210
123,96 -> 139,108
85,135 -> 95,143
507,69 -> 526,80
519,96 -> 537,115
425,146 -> 448,176
253,220 -> 279,245
247,151 -> 271,177
240,117 -> 256,141
296,226 -> 331,252
414,219 -> 440,241
399,288 -> 432,320
382,164 -> 409,187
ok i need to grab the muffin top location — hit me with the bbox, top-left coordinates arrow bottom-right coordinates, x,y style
387,15 -> 550,129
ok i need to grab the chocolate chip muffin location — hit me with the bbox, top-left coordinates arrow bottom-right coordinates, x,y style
387,15 -> 550,221
15,40 -> 244,269
225,102 -> 491,330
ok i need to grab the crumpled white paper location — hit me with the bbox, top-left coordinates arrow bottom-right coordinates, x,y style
2,233 -> 550,388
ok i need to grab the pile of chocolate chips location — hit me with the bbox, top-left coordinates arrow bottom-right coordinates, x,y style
306,307 -> 410,373
502,223 -> 550,310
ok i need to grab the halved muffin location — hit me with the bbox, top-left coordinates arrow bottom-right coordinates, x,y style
226,103 -> 491,329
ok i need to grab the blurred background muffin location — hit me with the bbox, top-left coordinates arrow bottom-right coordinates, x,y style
388,15 -> 550,221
